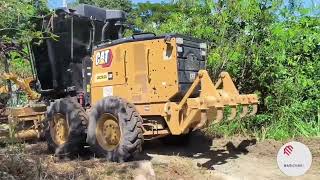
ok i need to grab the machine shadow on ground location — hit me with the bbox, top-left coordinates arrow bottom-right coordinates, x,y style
137,132 -> 257,170
21,131 -> 256,170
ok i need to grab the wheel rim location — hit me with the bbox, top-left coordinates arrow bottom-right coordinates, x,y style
50,113 -> 69,145
96,113 -> 121,151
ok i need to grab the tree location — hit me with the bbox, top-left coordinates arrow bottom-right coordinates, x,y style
128,2 -> 180,33
77,0 -> 132,12
0,0 -> 49,79
130,0 -> 320,139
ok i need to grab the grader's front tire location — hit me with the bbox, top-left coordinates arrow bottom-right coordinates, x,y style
44,98 -> 87,157
87,96 -> 144,162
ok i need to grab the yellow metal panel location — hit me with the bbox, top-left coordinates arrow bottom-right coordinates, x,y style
147,39 -> 179,102
91,46 -> 126,87
91,38 -> 180,106
135,103 -> 166,116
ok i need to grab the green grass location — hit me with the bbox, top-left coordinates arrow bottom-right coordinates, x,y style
207,103 -> 320,141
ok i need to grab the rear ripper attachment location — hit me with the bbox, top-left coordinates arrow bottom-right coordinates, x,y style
163,70 -> 259,135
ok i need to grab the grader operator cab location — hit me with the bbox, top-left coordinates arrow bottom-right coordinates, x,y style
29,4 -> 258,162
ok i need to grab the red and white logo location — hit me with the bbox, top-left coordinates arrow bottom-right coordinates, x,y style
95,49 -> 113,68
277,141 -> 312,176
284,145 -> 293,156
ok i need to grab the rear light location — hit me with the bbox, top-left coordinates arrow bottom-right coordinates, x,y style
176,37 -> 184,44
200,43 -> 207,49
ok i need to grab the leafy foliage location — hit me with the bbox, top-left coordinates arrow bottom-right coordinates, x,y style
77,0 -> 133,12
0,0 -> 49,77
130,0 -> 320,140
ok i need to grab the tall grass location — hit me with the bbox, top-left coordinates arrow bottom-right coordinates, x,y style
207,102 -> 320,140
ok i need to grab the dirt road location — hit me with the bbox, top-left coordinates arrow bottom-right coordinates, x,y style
0,133 -> 319,180
143,134 -> 319,180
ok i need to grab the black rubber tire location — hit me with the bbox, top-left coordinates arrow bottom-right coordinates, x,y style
0,102 -> 5,117
87,96 -> 144,162
44,97 -> 88,157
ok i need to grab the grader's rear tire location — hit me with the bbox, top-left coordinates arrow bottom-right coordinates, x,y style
44,98 -> 87,157
87,96 -> 143,162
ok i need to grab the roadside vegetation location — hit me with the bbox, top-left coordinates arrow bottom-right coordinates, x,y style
1,0 -> 319,140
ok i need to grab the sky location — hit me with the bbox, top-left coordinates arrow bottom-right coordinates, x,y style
48,0 -> 318,9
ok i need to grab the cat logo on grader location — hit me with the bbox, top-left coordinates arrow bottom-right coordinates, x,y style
95,49 -> 113,68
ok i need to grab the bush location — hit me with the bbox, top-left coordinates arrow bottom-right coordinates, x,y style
131,0 -> 320,140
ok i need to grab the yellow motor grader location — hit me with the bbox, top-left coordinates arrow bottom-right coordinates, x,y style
29,4 -> 258,162
0,73 -> 45,141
